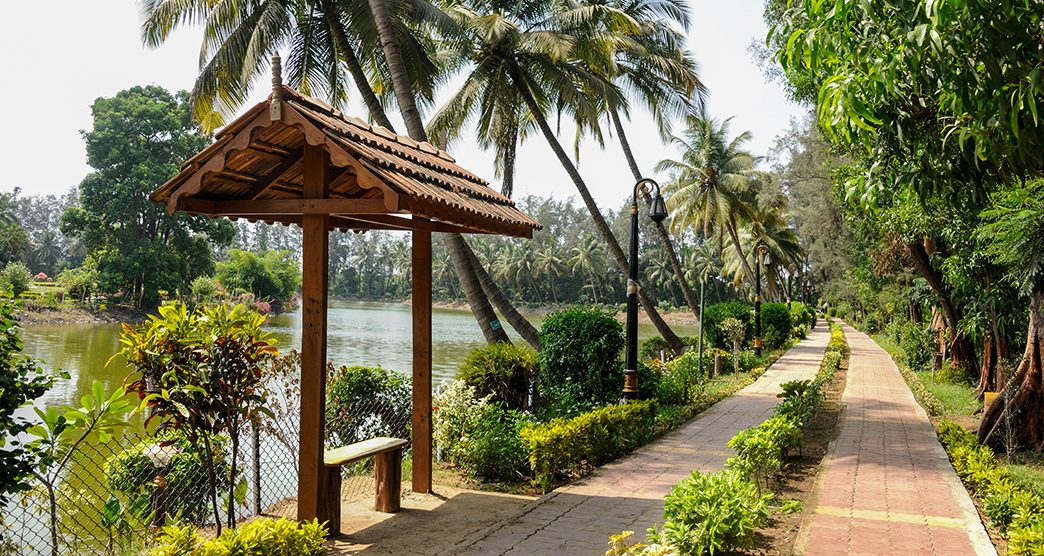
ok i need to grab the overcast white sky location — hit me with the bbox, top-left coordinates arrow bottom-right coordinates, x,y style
0,0 -> 804,210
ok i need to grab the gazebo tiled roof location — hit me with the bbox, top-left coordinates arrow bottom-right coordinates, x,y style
151,85 -> 540,238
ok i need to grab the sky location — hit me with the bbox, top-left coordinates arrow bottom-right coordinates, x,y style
0,0 -> 806,211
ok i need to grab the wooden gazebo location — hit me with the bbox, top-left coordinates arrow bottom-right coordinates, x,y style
151,58 -> 539,528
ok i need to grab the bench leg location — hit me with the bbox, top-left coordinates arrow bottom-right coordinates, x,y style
320,465 -> 342,536
374,448 -> 402,513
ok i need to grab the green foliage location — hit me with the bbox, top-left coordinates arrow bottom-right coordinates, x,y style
789,302 -> 816,332
60,86 -> 234,308
116,302 -> 278,529
458,343 -> 537,410
935,363 -> 970,386
657,468 -> 772,556
726,415 -> 802,489
433,380 -> 489,464
149,517 -> 327,556
521,401 -> 657,490
326,365 -> 411,447
759,303 -> 792,350
0,300 -> 57,505
639,336 -> 699,362
453,404 -> 531,483
654,351 -> 706,405
1010,513 -> 1044,556
57,264 -> 99,301
703,303 -> 751,349
537,307 -> 624,408
0,262 -> 32,296
215,250 -> 300,312
188,276 -> 221,305
860,312 -> 883,335
104,430 -> 229,524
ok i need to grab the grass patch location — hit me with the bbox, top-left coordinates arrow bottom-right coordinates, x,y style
915,371 -> 980,418
1007,461 -> 1044,498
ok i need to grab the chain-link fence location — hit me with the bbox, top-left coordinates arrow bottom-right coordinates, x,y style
3,363 -> 413,556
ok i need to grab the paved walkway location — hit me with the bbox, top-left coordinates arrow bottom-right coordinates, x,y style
795,325 -> 994,556
450,325 -> 831,556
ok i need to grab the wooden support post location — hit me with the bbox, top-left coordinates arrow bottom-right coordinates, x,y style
374,447 -> 403,512
412,230 -> 433,493
297,145 -> 331,526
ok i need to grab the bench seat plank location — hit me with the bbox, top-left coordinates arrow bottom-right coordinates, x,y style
324,437 -> 408,467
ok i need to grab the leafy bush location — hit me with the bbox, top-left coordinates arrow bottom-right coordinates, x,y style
57,264 -> 98,301
149,517 -> 326,556
898,322 -> 934,371
655,350 -> 705,404
521,401 -> 657,490
719,317 -> 747,374
789,302 -> 816,331
215,249 -> 301,312
452,404 -> 530,483
326,365 -> 411,447
105,431 -> 230,524
1010,513 -> 1044,555
537,307 -> 625,408
0,262 -> 32,297
983,479 -> 1042,532
760,303 -> 792,350
458,343 -> 537,410
703,302 -> 752,349
188,276 -> 221,304
726,415 -> 802,489
656,468 -> 771,555
433,380 -> 489,462
735,350 -> 760,374
935,363 -> 971,385
639,336 -> 698,362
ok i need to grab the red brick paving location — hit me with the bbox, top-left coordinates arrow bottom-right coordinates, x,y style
794,325 -> 994,556
450,325 -> 831,555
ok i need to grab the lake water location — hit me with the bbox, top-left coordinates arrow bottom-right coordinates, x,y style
21,300 -> 695,410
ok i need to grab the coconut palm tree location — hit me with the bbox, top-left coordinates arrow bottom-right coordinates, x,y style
570,233 -> 607,303
657,115 -> 761,286
534,240 -> 567,303
142,0 -> 537,347
428,0 -> 686,352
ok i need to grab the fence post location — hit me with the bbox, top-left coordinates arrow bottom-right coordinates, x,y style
253,422 -> 262,515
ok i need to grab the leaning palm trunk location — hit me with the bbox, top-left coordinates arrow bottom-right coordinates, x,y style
320,0 -> 396,131
465,243 -> 541,349
725,219 -> 757,286
367,0 -> 517,344
514,75 -> 684,354
611,108 -> 702,323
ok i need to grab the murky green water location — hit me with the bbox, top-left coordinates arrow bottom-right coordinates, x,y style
22,300 -> 693,410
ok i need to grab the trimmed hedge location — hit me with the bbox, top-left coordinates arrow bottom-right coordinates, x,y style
538,307 -> 624,408
704,302 -> 753,349
761,303 -> 792,350
521,400 -> 657,490
458,343 -> 538,410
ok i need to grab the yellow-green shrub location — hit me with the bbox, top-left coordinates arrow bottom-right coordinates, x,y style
150,518 -> 327,556
521,401 -> 657,490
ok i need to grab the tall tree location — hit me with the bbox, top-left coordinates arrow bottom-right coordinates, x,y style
432,0 -> 686,352
657,115 -> 760,286
61,86 -> 234,308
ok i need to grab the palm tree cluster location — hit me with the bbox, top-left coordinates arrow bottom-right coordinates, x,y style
139,0 -> 803,349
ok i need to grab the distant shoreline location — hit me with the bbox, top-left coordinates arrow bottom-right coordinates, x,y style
17,297 -> 698,329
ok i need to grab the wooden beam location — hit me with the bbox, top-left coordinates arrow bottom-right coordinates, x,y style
241,147 -> 304,199
177,197 -> 393,216
412,229 -> 433,494
297,144 -> 331,526
342,214 -> 491,234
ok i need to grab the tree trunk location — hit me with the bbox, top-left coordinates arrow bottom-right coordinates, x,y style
465,242 -> 540,349
979,291 -> 1044,451
367,0 -> 511,344
513,70 -> 684,354
319,0 -> 395,131
611,108 -> 702,324
906,241 -> 978,372
725,220 -> 758,286
976,308 -> 1011,397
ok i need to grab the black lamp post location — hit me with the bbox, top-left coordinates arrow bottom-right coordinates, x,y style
623,178 -> 669,401
754,243 -> 770,357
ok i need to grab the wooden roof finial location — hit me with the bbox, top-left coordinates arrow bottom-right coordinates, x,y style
270,54 -> 283,121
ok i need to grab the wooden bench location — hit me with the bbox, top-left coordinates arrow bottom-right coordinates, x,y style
321,437 -> 408,535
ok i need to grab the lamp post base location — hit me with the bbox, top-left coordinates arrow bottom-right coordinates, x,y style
622,369 -> 639,401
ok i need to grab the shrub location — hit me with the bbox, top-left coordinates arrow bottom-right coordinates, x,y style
1010,513 -> 1044,555
898,322 -> 934,371
433,380 -> 489,463
639,336 -> 699,362
726,415 -> 802,489
703,302 -> 752,349
326,365 -> 411,447
637,360 -> 663,401
452,404 -> 530,483
760,303 -> 792,350
537,307 -> 625,408
0,262 -> 32,297
789,302 -> 816,331
935,363 -> 971,385
105,431 -> 230,524
657,350 -> 705,404
149,517 -> 326,556
861,312 -> 883,334
458,343 -> 537,410
521,401 -> 657,490
736,350 -> 760,374
719,318 -> 746,374
188,276 -> 221,304
656,468 -> 771,555
983,479 -> 1042,532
